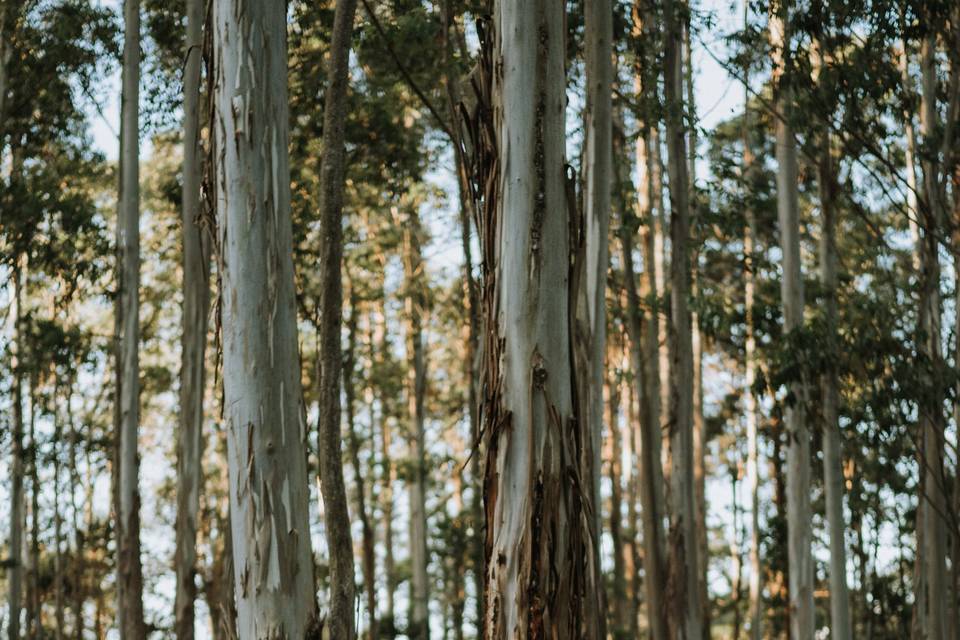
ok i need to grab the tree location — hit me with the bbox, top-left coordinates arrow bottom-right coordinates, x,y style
174,0 -> 210,636
316,0 -> 359,638
477,1 -> 600,637
769,2 -> 813,637
662,0 -> 703,634
212,0 -> 319,635
115,0 -> 146,635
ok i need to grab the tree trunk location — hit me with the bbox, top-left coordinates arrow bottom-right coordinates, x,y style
742,74 -> 763,640
400,206 -> 430,640
607,349 -> 629,636
115,0 -> 145,636
817,125 -> 853,640
315,0 -> 359,637
53,384 -> 65,640
213,0 -> 319,635
583,0 -> 613,616
478,3 -> 600,637
916,32 -> 948,640
769,5 -> 814,638
175,0 -> 210,635
662,0 -> 703,635
346,292 -> 379,640
7,262 -> 24,640
438,2 -> 483,629
621,127 -> 670,640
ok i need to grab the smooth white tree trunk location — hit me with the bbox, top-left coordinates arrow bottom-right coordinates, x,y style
213,1 -> 319,636
175,0 -> 209,636
769,6 -> 814,638
116,0 -> 145,635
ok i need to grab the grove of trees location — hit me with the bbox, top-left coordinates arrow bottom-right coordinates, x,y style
1,0 -> 960,638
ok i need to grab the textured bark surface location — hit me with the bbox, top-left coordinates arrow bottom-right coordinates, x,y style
742,82 -> 762,640
817,127 -> 853,640
662,0 -> 703,636
475,2 -> 599,637
213,0 -> 319,636
315,0 -> 359,637
769,5 -> 814,638
175,0 -> 210,635
116,0 -> 146,635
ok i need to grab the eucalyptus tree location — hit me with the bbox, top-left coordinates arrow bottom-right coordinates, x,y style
662,0 -> 703,635
174,0 -> 209,637
115,0 -> 146,636
316,0 -> 359,638
213,0 -> 318,635
769,2 -> 813,636
476,0 -> 601,636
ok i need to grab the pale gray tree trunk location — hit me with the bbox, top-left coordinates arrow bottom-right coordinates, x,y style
316,0 -> 359,637
583,0 -> 613,629
400,208 -> 430,640
115,0 -> 146,635
662,0 -> 702,636
917,33 -> 947,640
742,72 -> 763,640
7,262 -> 24,640
480,2 -> 600,637
769,5 -> 814,638
817,128 -> 853,640
583,0 -> 613,548
175,0 -> 210,636
213,0 -> 319,636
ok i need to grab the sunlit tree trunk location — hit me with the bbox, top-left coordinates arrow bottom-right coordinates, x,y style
769,4 -> 814,637
316,0 -> 360,637
115,1 -> 145,635
213,0 -> 319,635
175,0 -> 209,635
662,0 -> 703,634
479,2 -> 600,636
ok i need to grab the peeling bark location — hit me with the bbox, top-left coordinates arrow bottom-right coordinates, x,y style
473,3 -> 600,637
213,0 -> 319,636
